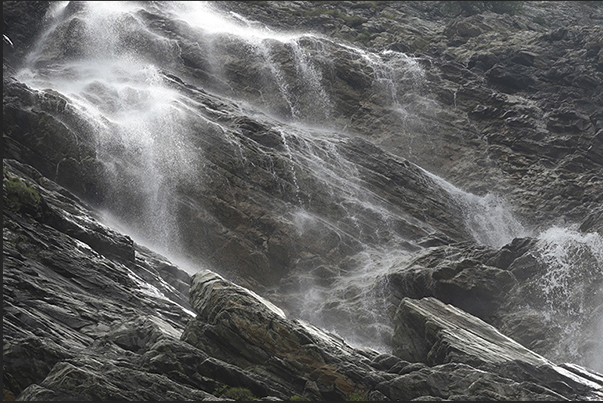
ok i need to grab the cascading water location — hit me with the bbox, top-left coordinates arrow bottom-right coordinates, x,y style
247,121 -> 432,351
17,2 -> 202,258
163,1 -> 335,124
420,167 -> 602,372
421,167 -> 530,248
13,0 -> 601,370
530,226 -> 603,371
14,1 -> 413,351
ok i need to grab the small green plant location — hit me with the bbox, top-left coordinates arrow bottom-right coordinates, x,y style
290,395 -> 311,401
214,385 -> 257,401
213,384 -> 228,396
3,173 -> 42,215
348,391 -> 368,401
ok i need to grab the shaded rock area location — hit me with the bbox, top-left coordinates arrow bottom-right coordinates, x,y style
386,298 -> 603,401
4,164 -> 601,400
3,1 -> 603,401
386,237 -> 603,370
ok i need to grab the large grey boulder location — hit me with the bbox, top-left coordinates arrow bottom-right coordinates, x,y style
387,236 -> 603,373
182,269 -> 392,401
388,297 -> 603,401
393,297 -> 553,367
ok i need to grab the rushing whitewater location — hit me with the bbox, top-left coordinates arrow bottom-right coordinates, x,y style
421,167 -> 530,248
533,227 -> 603,370
11,0 -> 602,369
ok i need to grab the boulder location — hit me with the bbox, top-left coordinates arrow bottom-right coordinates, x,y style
182,269 -> 390,400
389,297 -> 603,401
387,236 -> 603,373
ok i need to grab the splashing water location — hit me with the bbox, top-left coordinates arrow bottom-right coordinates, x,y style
15,2 -> 203,259
534,226 -> 603,370
163,1 -> 335,123
165,1 -> 300,41
340,44 -> 425,108
537,227 -> 603,313
421,168 -> 530,248
293,237 -> 411,353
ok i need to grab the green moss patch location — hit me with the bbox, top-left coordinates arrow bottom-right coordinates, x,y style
3,170 -> 42,216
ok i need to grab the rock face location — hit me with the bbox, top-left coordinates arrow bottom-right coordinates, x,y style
2,163 -> 603,400
3,0 -> 603,401
386,236 -> 603,371
386,297 -> 603,401
217,0 -> 603,229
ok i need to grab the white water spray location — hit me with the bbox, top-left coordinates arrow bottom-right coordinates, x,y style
422,168 -> 529,247
16,2 -> 203,261
535,226 -> 603,371
13,2 -> 601,370
164,1 -> 334,123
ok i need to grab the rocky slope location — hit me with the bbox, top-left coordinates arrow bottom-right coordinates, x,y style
3,163 -> 603,400
3,1 -> 603,401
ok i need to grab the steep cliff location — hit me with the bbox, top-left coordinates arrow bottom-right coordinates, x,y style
3,1 -> 603,401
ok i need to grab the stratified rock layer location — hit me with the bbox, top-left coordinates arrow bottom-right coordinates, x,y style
3,1 -> 603,401
4,157 -> 603,400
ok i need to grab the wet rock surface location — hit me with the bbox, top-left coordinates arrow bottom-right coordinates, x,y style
386,235 -> 603,370
3,0 -> 603,401
3,160 -> 603,400
218,0 -> 603,231
5,169 -> 601,400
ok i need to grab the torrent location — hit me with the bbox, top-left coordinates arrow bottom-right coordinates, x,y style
3,1 -> 603,401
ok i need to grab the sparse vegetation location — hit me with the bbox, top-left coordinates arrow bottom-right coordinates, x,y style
213,385 -> 257,401
290,395 -> 311,401
348,391 -> 368,401
3,170 -> 42,216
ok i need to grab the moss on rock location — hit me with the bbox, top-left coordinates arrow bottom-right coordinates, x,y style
3,170 -> 42,216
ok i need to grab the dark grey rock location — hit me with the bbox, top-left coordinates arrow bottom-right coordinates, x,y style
390,297 -> 603,401
3,1 -> 603,401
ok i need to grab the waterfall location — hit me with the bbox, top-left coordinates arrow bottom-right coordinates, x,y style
13,2 -> 421,351
16,3 -> 202,258
12,1 -> 601,368
534,226 -> 603,371
164,1 -> 334,124
421,167 -> 530,248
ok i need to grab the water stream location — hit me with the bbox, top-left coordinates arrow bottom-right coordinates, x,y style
533,226 -> 603,370
13,0 -> 601,368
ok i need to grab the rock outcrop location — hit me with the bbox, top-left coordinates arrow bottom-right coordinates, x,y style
387,236 -> 603,370
6,170 -> 601,400
3,1 -> 603,401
